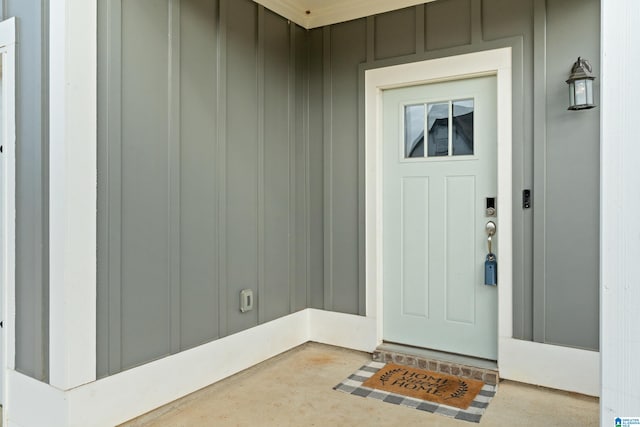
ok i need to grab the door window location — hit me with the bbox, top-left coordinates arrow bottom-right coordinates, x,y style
403,98 -> 474,158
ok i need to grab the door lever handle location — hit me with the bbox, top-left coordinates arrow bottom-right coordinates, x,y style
486,221 -> 496,254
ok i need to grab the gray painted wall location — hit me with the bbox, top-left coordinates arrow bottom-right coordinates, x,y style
314,0 -> 599,350
96,0 -> 600,377
4,0 -> 49,382
97,0 -> 311,376
539,0 -> 600,349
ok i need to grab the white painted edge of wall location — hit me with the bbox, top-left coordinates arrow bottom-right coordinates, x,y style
252,0 -> 436,29
499,338 -> 600,397
48,0 -> 98,389
0,16 -> 16,425
600,0 -> 640,423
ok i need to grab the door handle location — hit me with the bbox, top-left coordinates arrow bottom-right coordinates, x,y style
486,221 -> 496,254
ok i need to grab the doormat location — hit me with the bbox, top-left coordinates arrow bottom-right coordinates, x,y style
334,361 -> 497,423
362,363 -> 484,409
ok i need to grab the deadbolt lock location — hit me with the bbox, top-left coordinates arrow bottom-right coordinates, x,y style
486,197 -> 496,217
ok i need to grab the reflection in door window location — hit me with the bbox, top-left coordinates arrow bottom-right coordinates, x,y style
427,102 -> 449,157
452,99 -> 474,156
404,104 -> 425,158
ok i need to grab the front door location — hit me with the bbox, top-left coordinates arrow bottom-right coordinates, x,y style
382,75 -> 498,360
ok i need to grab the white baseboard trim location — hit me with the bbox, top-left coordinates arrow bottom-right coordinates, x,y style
499,338 -> 600,397
6,311 -> 600,427
7,370 -> 67,427
9,310 -> 310,427
308,309 -> 377,353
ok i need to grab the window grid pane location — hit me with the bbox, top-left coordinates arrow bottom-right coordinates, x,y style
427,102 -> 449,157
404,104 -> 425,158
452,99 -> 474,156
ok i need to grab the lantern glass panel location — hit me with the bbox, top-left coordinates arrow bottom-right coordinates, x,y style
569,82 -> 576,107
574,79 -> 587,106
586,79 -> 593,105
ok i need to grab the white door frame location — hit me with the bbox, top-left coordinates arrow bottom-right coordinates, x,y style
365,47 -> 513,361
365,48 -> 599,397
0,16 -> 17,421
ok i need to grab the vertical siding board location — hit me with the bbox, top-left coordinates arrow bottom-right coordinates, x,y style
295,24 -> 309,312
168,0 -> 182,356
288,22 -> 297,314
97,0 -> 110,378
518,0 -> 536,343
256,5 -> 266,325
365,17 -> 374,63
543,0 -> 600,350
107,0 -> 124,378
327,19 -> 366,314
224,0 -> 259,335
179,0 -> 219,350
531,0 -> 547,343
481,0 -> 534,344
120,0 -> 171,369
308,28 -> 325,310
217,0 -> 228,339
9,0 -> 48,381
322,27 -> 333,311
97,0 -> 124,377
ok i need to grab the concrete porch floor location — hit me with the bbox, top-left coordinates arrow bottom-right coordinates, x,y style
120,343 -> 598,426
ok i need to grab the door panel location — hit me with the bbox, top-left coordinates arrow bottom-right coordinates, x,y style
401,177 -> 429,318
383,75 -> 497,360
445,175 -> 476,325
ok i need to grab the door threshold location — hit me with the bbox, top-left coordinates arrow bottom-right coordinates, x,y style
373,342 -> 499,385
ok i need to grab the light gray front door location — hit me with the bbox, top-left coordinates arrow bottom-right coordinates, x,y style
382,75 -> 498,360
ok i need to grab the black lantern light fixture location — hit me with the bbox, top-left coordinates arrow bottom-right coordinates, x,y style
566,57 -> 596,110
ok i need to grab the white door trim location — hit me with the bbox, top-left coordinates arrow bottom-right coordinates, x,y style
364,47 -> 513,359
0,16 -> 17,423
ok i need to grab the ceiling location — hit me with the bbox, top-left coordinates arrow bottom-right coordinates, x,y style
253,0 -> 435,29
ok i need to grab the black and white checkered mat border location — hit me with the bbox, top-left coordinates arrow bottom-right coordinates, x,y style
333,361 -> 497,423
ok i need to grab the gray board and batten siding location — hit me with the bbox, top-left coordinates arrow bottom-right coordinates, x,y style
315,0 -> 599,350
2,0 -> 50,382
92,0 -> 600,378
97,0 -> 311,376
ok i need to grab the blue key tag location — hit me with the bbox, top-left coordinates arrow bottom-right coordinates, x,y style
484,253 -> 497,286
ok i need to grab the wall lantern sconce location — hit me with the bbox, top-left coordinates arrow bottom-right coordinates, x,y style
566,57 -> 596,110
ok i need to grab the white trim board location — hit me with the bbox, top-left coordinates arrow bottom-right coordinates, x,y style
500,338 -> 599,397
600,0 -> 640,423
48,0 -> 98,390
0,16 -> 17,427
7,309 -> 599,426
308,308 -> 376,353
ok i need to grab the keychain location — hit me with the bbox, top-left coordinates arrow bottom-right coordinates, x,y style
485,253 -> 497,286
